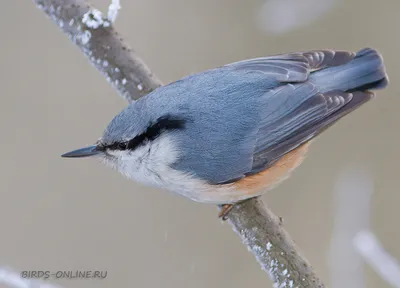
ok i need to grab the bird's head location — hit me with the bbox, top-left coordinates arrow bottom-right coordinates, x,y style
61,102 -> 186,182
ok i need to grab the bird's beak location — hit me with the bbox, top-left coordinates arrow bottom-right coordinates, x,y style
61,145 -> 101,158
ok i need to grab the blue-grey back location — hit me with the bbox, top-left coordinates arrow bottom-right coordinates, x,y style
142,68 -> 279,184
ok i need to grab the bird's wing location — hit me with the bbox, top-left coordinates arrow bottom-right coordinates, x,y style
226,50 -> 355,82
249,87 -> 372,174
224,49 -> 380,176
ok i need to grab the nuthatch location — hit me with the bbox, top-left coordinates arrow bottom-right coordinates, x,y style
62,48 -> 388,218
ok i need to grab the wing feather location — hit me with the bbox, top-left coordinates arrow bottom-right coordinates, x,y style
250,91 -> 372,174
222,50 -> 377,177
226,50 -> 355,82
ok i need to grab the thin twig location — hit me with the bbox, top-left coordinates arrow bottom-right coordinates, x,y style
329,167 -> 373,288
354,230 -> 400,288
32,1 -> 325,287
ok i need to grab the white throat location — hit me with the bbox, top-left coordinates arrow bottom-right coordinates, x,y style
103,134 -> 181,187
101,134 -> 246,204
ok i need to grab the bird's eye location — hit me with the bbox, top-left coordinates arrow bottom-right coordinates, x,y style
117,142 -> 128,150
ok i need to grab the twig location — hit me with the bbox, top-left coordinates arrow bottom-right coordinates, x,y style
354,230 -> 400,288
32,1 -> 325,287
330,167 -> 400,288
329,166 -> 373,288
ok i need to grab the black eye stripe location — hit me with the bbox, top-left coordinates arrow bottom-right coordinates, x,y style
106,115 -> 185,151
104,142 -> 126,150
118,142 -> 128,150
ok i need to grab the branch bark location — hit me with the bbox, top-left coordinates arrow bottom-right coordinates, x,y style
33,0 -> 162,102
33,1 -> 325,287
226,198 -> 324,287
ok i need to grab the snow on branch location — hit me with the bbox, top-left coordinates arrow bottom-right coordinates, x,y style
82,8 -> 109,29
226,198 -> 325,287
33,0 -> 162,102
81,0 -> 120,29
108,0 -> 121,23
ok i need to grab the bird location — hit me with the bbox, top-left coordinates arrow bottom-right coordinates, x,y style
62,48 -> 388,219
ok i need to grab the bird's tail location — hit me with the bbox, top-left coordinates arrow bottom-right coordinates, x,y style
263,49 -> 389,166
310,48 -> 388,93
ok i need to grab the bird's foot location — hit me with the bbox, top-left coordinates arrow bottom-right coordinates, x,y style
217,198 -> 257,220
218,204 -> 234,220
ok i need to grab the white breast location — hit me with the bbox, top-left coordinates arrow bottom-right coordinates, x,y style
102,134 -> 263,204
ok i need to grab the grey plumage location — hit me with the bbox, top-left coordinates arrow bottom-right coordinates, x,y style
102,48 -> 388,184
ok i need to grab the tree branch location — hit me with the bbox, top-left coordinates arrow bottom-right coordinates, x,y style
33,1 -> 325,287
226,198 -> 324,287
33,0 -> 162,102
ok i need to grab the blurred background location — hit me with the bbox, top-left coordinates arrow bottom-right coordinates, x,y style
0,0 -> 399,287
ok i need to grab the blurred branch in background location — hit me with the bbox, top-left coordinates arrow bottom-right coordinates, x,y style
258,0 -> 338,34
354,230 -> 400,287
329,166 -> 373,288
32,0 -> 325,287
330,165 -> 400,287
0,267 -> 62,288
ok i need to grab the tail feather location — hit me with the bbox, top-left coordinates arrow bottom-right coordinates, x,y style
309,48 -> 388,93
348,77 -> 388,92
